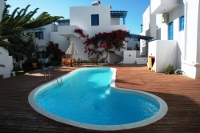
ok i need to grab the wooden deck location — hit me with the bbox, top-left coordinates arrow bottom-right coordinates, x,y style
0,65 -> 200,133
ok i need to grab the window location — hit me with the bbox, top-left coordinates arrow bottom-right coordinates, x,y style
35,31 -> 44,39
180,16 -> 184,31
168,22 -> 173,40
134,38 -> 140,41
91,14 -> 99,26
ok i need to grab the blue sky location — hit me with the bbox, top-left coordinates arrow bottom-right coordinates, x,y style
6,0 -> 150,34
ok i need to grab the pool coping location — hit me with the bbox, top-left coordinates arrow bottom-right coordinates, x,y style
28,67 -> 168,131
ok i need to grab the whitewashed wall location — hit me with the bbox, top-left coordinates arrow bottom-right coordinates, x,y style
111,18 -> 120,25
61,5 -> 127,60
142,2 -> 184,48
70,6 -> 126,35
148,40 -> 177,72
141,6 -> 151,36
69,35 -> 88,60
0,47 -> 13,79
50,32 -> 69,53
123,50 -> 136,64
182,0 -> 200,79
127,38 -> 140,50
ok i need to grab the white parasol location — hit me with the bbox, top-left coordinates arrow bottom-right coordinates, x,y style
65,41 -> 79,55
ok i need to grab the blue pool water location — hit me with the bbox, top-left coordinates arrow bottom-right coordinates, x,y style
34,68 -> 160,125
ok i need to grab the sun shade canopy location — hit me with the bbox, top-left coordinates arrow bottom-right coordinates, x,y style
128,34 -> 153,40
66,42 -> 79,55
110,11 -> 128,18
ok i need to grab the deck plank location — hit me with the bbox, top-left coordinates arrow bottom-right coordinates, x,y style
0,65 -> 200,133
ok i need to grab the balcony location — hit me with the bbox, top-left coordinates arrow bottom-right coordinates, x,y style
151,0 -> 180,14
35,38 -> 47,47
57,25 -> 87,39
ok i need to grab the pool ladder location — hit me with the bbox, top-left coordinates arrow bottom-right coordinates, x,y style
43,66 -> 63,86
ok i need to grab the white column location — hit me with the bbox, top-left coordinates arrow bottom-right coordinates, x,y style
182,0 -> 200,79
184,0 -> 199,62
197,1 -> 200,63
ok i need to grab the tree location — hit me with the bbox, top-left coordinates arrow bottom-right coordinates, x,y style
9,33 -> 38,59
0,4 -> 63,57
74,29 -> 129,62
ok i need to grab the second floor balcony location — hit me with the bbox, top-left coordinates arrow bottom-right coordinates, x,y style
35,38 -> 47,47
151,0 -> 180,14
57,25 -> 87,39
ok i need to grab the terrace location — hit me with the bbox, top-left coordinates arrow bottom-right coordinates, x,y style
0,64 -> 200,132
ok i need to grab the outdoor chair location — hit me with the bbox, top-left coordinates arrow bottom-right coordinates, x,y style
61,57 -> 73,66
72,58 -> 82,67
90,57 -> 98,65
61,58 -> 67,66
76,58 -> 82,66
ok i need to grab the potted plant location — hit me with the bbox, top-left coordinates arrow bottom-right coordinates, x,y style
165,64 -> 174,74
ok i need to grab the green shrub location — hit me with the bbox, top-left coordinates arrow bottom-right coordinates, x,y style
165,64 -> 174,74
13,63 -> 21,71
22,58 -> 41,72
127,46 -> 132,50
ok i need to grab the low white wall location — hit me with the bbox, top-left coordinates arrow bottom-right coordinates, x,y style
182,62 -> 200,79
108,51 -> 123,64
123,50 -> 136,64
148,40 -> 177,72
136,58 -> 148,64
0,47 -> 13,79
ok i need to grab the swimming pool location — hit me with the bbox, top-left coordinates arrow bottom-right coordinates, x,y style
28,67 -> 168,131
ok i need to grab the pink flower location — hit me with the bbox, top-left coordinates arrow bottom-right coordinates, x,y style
102,43 -> 107,48
110,45 -> 114,49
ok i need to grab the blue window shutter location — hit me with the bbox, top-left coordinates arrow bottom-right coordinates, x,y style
180,16 -> 184,31
35,32 -> 38,38
168,22 -> 173,40
35,31 -> 44,39
39,31 -> 44,39
91,14 -> 99,26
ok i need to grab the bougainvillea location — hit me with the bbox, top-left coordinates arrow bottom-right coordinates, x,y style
46,41 -> 64,61
74,29 -> 129,62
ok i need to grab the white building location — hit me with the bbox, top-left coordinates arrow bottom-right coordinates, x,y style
141,0 -> 200,79
33,2 -> 155,65
26,23 -> 68,65
56,4 -> 128,62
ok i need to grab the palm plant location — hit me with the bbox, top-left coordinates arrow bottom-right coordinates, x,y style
0,4 -> 63,57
